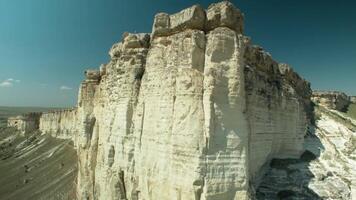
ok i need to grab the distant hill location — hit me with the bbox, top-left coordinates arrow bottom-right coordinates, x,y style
0,106 -> 62,127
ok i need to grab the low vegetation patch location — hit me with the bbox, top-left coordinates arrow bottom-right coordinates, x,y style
346,103 -> 356,120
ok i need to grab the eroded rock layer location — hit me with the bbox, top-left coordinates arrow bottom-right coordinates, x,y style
312,91 -> 350,112
244,48 -> 311,184
257,105 -> 356,200
8,113 -> 41,135
40,108 -> 78,140
38,2 -> 311,199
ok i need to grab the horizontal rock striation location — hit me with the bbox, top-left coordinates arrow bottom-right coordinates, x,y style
36,1 -> 312,199
244,47 -> 311,184
312,91 -> 350,111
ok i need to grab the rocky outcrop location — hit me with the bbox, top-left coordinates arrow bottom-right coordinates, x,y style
244,48 -> 311,185
7,113 -> 41,134
312,91 -> 350,111
39,108 -> 78,140
35,2 -> 312,199
351,96 -> 356,104
256,104 -> 356,200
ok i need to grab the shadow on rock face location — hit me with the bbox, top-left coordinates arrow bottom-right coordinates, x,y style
277,190 -> 296,200
256,127 -> 324,200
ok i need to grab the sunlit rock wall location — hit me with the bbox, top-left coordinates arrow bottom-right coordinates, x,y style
39,109 -> 78,140
8,113 -> 41,134
38,2 -> 311,200
312,91 -> 350,111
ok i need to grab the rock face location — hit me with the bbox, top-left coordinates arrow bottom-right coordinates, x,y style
39,108 -> 78,140
312,91 -> 350,111
257,105 -> 356,200
244,51 -> 311,184
36,2 -> 311,199
351,96 -> 356,104
7,113 -> 41,134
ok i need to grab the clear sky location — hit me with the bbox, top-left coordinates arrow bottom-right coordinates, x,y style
0,0 -> 355,107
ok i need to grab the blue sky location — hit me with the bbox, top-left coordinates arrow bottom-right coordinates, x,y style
0,0 -> 355,107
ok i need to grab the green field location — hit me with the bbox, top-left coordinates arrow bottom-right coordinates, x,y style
0,106 -> 61,127
346,103 -> 356,120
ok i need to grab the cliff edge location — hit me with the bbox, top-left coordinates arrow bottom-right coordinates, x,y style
36,2 -> 312,199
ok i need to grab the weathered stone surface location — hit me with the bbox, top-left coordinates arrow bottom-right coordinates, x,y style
244,44 -> 311,186
257,105 -> 356,200
152,13 -> 170,37
99,64 -> 107,76
152,1 -> 244,39
350,96 -> 356,104
206,1 -> 244,33
39,108 -> 78,140
85,69 -> 101,81
7,113 -> 41,135
152,5 -> 205,38
203,27 -> 250,199
34,2 -> 313,200
312,91 -> 350,111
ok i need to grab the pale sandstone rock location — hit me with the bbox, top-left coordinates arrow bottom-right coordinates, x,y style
169,5 -> 205,34
7,113 -> 41,135
257,106 -> 356,200
152,5 -> 205,38
202,27 -> 250,199
85,69 -> 101,81
109,42 -> 123,59
37,3 -> 313,200
39,108 -> 78,140
312,91 -> 350,111
152,13 -> 170,37
133,29 -> 206,200
244,45 -> 310,186
99,64 -> 107,76
206,1 -> 244,33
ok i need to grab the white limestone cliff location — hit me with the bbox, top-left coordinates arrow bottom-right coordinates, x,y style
256,104 -> 356,200
38,2 -> 312,199
312,91 -> 350,112
39,108 -> 78,140
351,96 -> 356,104
8,113 -> 41,135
